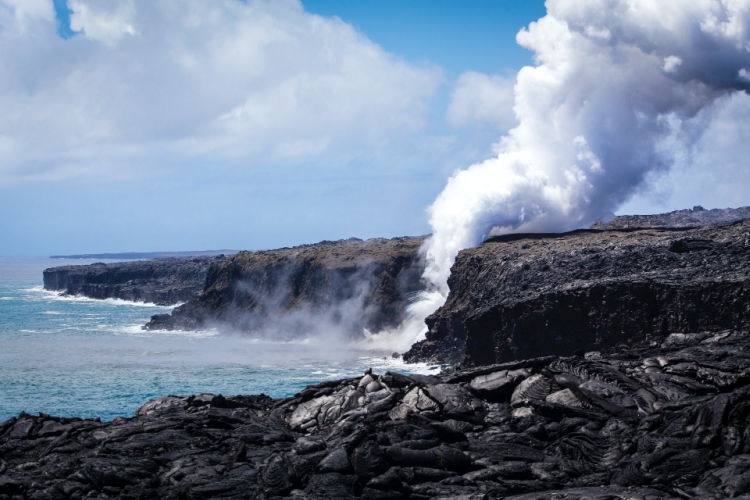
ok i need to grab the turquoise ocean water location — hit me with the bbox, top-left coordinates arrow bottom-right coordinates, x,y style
0,258 -> 437,421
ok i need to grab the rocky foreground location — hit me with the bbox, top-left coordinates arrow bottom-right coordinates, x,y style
2,329 -> 750,498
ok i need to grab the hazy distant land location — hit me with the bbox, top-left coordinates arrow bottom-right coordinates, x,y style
49,250 -> 238,260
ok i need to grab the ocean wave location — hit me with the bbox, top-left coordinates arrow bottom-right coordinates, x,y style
23,287 -> 176,308
124,325 -> 220,338
243,337 -> 314,346
357,355 -> 441,376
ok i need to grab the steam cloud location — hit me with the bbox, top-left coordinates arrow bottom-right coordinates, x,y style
395,0 -> 750,348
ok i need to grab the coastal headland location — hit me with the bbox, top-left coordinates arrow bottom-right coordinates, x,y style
1,206 -> 747,497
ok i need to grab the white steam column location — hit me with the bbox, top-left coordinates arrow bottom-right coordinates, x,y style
380,0 -> 750,353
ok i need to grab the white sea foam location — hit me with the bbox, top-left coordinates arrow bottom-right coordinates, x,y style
358,355 -> 441,376
25,286 -> 175,308
244,337 -> 314,346
0,297 -> 14,300
365,289 -> 445,353
126,325 -> 220,338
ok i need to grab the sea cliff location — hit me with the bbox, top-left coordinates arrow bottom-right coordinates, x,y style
405,218 -> 750,365
43,256 -> 227,306
145,237 -> 425,336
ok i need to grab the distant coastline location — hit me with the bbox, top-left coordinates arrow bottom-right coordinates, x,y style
49,250 -> 238,260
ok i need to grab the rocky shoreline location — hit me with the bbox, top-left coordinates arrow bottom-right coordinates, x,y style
2,329 -> 750,498
13,205 -> 749,498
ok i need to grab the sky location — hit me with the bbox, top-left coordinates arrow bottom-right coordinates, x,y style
0,0 -> 747,257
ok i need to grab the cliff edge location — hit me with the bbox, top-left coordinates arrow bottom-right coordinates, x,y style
405,210 -> 750,365
145,237 -> 425,336
43,256 -> 227,306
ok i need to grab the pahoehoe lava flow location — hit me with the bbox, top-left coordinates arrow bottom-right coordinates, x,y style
2,329 -> 750,498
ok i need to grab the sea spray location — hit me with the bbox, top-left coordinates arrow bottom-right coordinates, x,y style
0,259 -> 440,421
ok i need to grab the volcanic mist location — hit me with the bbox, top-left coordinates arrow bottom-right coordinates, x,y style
386,0 -> 750,348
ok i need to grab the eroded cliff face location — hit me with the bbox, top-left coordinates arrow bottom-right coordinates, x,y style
145,237 -> 425,336
43,256 -> 226,306
405,221 -> 750,366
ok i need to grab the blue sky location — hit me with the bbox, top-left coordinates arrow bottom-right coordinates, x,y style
0,0 -> 747,257
0,0 -> 545,256
302,1 -> 545,75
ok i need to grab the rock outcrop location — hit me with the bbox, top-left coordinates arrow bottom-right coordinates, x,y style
43,256 -> 228,306
3,329 -> 750,498
145,237 -> 425,336
592,205 -> 750,230
405,217 -> 750,366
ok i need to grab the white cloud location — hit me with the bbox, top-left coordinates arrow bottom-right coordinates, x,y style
0,0 -> 54,31
0,0 -> 442,185
663,55 -> 682,73
69,0 -> 137,46
446,71 -> 516,131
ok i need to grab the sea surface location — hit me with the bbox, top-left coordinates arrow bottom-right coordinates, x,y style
0,258 -> 438,422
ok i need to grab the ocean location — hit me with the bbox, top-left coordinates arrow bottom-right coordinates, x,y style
0,257 -> 437,422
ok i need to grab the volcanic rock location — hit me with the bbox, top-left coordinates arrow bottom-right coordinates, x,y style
592,205 -> 750,229
3,330 -> 750,498
405,214 -> 750,365
43,256 -> 227,305
145,237 -> 425,335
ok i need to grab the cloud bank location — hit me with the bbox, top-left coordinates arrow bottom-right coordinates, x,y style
0,0 -> 441,184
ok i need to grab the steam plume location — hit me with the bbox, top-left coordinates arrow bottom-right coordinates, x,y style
396,0 -> 750,348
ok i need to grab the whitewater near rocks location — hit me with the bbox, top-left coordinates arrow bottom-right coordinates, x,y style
43,256 -> 226,306
2,329 -> 750,498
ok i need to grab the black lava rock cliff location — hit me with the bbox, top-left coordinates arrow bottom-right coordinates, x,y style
43,256 -> 227,306
405,216 -> 750,366
2,330 -> 750,498
145,237 -> 425,336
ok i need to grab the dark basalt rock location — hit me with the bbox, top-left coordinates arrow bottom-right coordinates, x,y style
405,214 -> 750,366
43,256 -> 228,305
592,205 -> 750,229
3,330 -> 750,498
146,236 -> 425,335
